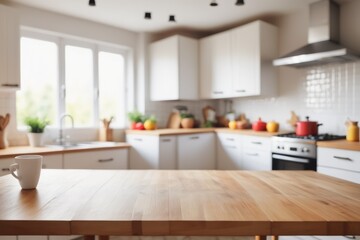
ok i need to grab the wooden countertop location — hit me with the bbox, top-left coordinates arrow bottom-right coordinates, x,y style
0,143 -> 131,159
317,139 -> 360,151
126,128 -> 289,137
0,170 -> 359,237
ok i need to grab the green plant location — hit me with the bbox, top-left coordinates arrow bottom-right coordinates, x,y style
127,111 -> 143,123
24,117 -> 49,133
180,113 -> 194,119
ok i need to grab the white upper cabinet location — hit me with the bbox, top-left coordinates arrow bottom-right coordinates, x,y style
150,35 -> 198,101
0,4 -> 20,91
200,20 -> 278,99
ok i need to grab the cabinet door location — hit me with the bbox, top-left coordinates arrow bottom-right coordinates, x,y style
200,32 -> 232,99
0,158 -> 13,176
177,133 -> 215,170
317,147 -> 360,172
150,36 -> 179,101
159,136 -> 176,169
217,133 -> 242,170
42,154 -> 63,169
318,166 -> 360,184
127,135 -> 159,169
231,23 -> 260,96
242,149 -> 272,171
63,149 -> 128,169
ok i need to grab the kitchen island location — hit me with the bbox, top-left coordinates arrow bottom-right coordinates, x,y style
0,170 -> 359,240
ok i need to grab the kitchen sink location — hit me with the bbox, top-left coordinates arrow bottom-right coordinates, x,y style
45,141 -> 118,149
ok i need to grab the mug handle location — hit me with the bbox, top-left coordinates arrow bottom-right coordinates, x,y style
9,163 -> 19,179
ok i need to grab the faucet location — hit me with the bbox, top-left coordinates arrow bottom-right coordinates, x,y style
58,114 -> 74,145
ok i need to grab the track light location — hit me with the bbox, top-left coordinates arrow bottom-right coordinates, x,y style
210,0 -> 218,7
169,15 -> 176,22
235,0 -> 245,5
144,12 -> 151,19
89,0 -> 96,6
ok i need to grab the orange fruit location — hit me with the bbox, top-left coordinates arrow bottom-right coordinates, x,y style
228,120 -> 237,130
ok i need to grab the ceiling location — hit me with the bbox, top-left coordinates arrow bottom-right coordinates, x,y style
8,0 -> 320,33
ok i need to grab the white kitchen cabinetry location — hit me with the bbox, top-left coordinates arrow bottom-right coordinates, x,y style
63,149 -> 128,169
217,133 -> 242,170
150,35 -> 198,101
0,158 -> 13,176
0,4 -> 20,91
317,147 -> 360,184
42,154 -> 63,169
127,135 -> 177,169
177,133 -> 216,170
241,135 -> 272,170
200,20 -> 278,99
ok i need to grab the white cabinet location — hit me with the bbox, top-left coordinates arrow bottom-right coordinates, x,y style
241,135 -> 272,171
0,158 -> 13,176
150,35 -> 198,101
159,136 -> 177,169
200,20 -> 278,99
217,133 -> 242,170
317,147 -> 360,183
177,133 -> 216,170
63,149 -> 128,169
0,4 -> 20,91
42,154 -> 63,169
127,134 -> 160,169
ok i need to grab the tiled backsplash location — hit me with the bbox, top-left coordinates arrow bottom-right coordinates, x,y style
232,61 -> 360,135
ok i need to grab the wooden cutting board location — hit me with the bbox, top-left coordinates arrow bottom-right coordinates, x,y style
167,112 -> 181,129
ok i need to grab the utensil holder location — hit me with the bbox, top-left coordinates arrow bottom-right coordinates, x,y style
0,130 -> 6,149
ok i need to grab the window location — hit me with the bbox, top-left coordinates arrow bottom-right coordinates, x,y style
17,30 -> 128,128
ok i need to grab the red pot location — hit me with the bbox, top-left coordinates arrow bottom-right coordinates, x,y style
296,116 -> 323,136
252,118 -> 267,131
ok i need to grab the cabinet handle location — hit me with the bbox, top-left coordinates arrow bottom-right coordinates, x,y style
333,156 -> 353,161
251,141 -> 262,145
161,139 -> 171,142
134,138 -> 143,142
344,236 -> 355,239
226,145 -> 237,149
236,89 -> 246,93
246,153 -> 259,156
98,158 -> 114,163
213,91 -> 223,94
190,136 -> 199,140
1,168 -> 10,172
1,83 -> 19,87
226,138 -> 235,141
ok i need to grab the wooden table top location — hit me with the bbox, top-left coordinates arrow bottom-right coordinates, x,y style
317,139 -> 360,151
0,170 -> 359,236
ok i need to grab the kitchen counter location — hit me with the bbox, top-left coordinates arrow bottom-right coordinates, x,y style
126,128 -> 289,137
317,139 -> 360,151
0,142 -> 131,159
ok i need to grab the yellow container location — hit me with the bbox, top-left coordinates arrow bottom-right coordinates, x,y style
346,121 -> 359,142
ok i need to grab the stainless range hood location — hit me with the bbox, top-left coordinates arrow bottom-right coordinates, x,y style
273,0 -> 359,68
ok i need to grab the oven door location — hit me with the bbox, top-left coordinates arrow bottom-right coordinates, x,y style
272,153 -> 316,171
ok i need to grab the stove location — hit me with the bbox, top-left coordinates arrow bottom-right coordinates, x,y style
271,133 -> 345,171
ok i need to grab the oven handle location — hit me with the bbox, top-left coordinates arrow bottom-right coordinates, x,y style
272,154 -> 310,164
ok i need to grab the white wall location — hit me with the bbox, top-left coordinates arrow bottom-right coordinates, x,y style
230,0 -> 360,135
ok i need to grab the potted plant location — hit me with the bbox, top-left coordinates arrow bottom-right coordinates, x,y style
180,113 -> 195,129
24,117 -> 49,147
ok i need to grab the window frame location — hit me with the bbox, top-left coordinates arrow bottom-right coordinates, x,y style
19,28 -> 129,128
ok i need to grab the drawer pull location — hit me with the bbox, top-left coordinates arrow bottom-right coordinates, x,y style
226,138 -> 235,141
246,153 -> 259,156
134,138 -> 143,142
226,145 -> 237,149
333,156 -> 353,161
98,158 -> 114,163
161,139 -> 171,142
236,89 -> 246,93
213,91 -> 223,94
251,141 -> 262,145
1,168 -> 10,172
190,136 -> 199,140
1,83 -> 19,87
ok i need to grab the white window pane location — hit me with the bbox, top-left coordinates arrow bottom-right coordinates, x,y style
65,45 -> 94,127
98,51 -> 125,127
16,37 -> 58,127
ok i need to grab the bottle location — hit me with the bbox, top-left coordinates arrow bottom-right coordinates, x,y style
346,121 -> 359,142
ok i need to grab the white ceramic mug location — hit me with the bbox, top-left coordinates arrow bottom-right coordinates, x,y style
10,155 -> 43,189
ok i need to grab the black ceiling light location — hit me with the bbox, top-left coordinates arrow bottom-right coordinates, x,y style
235,0 -> 245,6
144,12 -> 151,19
89,0 -> 96,6
210,0 -> 218,7
169,15 -> 176,22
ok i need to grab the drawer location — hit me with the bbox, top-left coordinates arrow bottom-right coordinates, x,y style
317,147 -> 360,172
242,135 -> 271,151
242,149 -> 272,171
318,166 -> 360,184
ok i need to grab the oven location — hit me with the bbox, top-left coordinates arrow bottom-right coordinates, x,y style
272,153 -> 316,171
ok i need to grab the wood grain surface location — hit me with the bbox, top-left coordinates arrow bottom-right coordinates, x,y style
317,139 -> 360,151
0,170 -> 359,236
